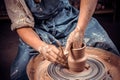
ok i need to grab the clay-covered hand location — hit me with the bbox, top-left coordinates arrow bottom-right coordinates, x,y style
38,42 -> 67,66
65,28 -> 84,54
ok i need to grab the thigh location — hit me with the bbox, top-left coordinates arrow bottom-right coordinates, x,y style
84,18 -> 119,56
10,39 -> 38,80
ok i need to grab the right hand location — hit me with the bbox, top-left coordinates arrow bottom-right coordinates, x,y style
64,27 -> 84,55
38,42 -> 67,66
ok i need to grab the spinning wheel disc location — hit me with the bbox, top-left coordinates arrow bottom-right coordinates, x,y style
48,58 -> 111,80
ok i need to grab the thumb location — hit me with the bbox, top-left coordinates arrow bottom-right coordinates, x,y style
64,41 -> 72,55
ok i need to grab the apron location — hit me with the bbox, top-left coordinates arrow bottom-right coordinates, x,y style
10,0 -> 119,80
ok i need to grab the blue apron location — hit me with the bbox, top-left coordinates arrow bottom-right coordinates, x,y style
10,0 -> 119,80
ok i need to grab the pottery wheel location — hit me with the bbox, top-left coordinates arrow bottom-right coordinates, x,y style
27,47 -> 120,80
47,57 -> 112,80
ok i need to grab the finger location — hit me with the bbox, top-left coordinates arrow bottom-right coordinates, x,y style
73,40 -> 82,49
48,45 -> 64,61
58,47 -> 66,59
48,50 -> 67,66
44,50 -> 55,61
52,50 -> 65,63
64,40 -> 72,55
56,41 -> 65,58
45,45 -> 67,66
54,56 -> 67,67
44,52 -> 50,60
51,45 -> 67,61
52,45 -> 59,53
53,49 -> 67,66
43,48 -> 53,60
52,47 -> 61,57
45,49 -> 59,62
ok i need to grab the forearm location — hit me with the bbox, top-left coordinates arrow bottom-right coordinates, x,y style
76,0 -> 98,31
16,27 -> 45,51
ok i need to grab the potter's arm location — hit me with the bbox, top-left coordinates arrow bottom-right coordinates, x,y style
76,0 -> 98,31
5,0 -> 66,65
4,0 -> 46,52
65,0 -> 98,53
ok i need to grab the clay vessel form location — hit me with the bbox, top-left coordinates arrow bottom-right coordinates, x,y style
68,43 -> 87,72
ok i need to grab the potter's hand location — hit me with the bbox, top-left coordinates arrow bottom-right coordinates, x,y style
65,28 -> 84,54
38,42 -> 67,66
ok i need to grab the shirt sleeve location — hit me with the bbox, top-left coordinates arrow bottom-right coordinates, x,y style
4,0 -> 34,31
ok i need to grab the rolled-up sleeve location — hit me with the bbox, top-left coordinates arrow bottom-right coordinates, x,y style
4,0 -> 34,30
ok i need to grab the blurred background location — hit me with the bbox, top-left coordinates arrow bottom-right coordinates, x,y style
0,0 -> 120,80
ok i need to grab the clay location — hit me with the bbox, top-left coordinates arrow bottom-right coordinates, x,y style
27,47 -> 120,80
68,43 -> 87,72
47,57 -> 111,80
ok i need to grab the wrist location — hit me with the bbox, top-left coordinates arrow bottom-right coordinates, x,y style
75,25 -> 85,32
37,42 -> 48,53
37,45 -> 48,53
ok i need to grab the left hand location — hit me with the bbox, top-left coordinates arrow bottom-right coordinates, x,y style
38,42 -> 67,66
64,27 -> 84,54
